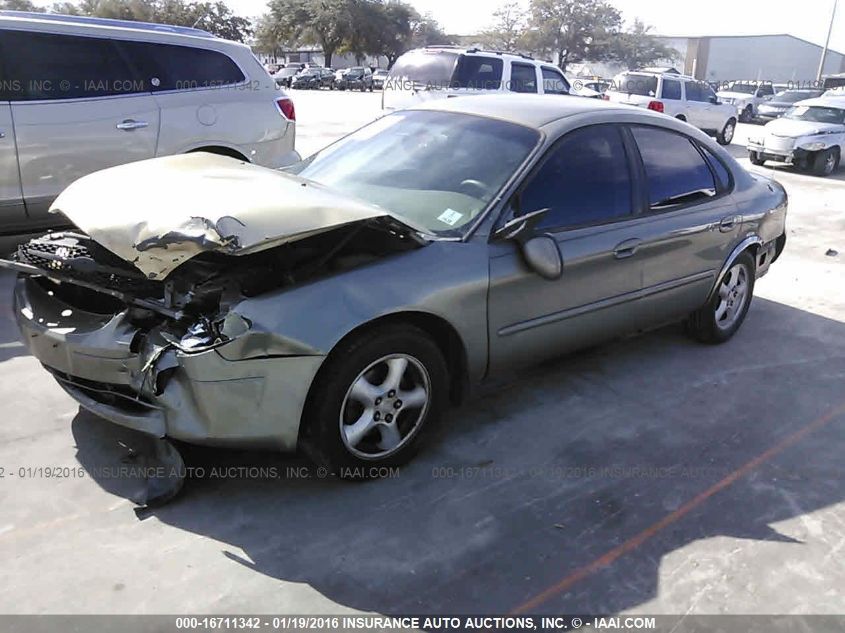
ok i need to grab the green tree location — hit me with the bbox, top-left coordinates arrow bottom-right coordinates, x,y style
409,11 -> 450,48
525,0 -> 621,72
480,1 -> 527,52
265,0 -> 351,68
611,19 -> 678,70
0,0 -> 45,10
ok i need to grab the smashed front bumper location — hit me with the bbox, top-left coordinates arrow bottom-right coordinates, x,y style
14,276 -> 324,451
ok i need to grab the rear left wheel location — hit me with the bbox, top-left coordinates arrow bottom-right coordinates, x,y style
716,118 -> 736,145
686,252 -> 755,344
300,324 -> 449,476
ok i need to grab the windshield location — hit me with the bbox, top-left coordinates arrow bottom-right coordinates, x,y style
608,73 -> 658,97
346,67 -> 364,77
783,105 -> 845,124
725,82 -> 759,94
774,90 -> 823,103
286,110 -> 540,236
388,50 -> 459,88
277,68 -> 299,77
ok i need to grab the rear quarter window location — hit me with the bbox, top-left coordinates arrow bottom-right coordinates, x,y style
118,40 -> 245,91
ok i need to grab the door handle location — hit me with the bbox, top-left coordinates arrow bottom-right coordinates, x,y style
116,119 -> 149,131
613,238 -> 642,259
719,215 -> 740,232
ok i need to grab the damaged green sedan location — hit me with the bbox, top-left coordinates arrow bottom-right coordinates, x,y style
3,95 -> 787,489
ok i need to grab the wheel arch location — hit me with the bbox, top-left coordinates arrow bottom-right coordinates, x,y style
707,235 -> 762,302
298,310 -> 471,443
186,145 -> 250,162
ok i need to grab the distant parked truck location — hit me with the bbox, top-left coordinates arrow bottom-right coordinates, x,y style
0,10 -> 299,235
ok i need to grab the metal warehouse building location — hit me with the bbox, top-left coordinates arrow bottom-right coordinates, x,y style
655,34 -> 845,83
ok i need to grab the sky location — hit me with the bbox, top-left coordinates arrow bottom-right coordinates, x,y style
32,0 -> 845,54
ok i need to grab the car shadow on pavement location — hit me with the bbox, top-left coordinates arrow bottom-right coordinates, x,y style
70,297 -> 845,615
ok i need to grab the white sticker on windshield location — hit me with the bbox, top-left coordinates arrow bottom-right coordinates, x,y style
438,208 -> 463,226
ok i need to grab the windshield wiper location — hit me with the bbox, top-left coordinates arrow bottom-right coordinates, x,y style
652,188 -> 716,210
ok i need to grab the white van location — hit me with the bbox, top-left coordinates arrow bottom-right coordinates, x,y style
382,46 -> 572,111
0,11 -> 299,234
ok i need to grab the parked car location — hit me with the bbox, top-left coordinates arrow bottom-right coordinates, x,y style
372,69 -> 389,90
756,89 -> 824,122
274,66 -> 300,88
336,66 -> 374,91
0,11 -> 298,236
291,67 -> 335,90
747,96 -> 844,176
716,80 -> 775,122
383,46 -> 571,111
604,70 -> 737,145
2,95 -> 786,488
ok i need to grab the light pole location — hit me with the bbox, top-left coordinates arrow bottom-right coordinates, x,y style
817,0 -> 839,82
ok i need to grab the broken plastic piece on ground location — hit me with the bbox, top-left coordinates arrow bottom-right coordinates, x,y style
132,438 -> 187,507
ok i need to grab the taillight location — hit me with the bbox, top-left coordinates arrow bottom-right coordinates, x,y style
276,97 -> 295,121
647,100 -> 664,113
601,93 -> 610,101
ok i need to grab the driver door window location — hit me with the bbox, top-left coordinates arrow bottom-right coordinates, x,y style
520,124 -> 634,230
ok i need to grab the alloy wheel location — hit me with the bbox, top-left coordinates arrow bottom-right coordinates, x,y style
339,354 -> 431,459
715,264 -> 749,330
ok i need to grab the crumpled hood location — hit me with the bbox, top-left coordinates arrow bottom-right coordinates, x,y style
49,153 -> 390,280
764,118 -> 844,138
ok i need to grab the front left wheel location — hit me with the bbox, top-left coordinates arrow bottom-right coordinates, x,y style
300,324 -> 449,476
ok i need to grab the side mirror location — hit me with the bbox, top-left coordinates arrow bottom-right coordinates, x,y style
494,207 -> 563,280
522,235 -> 563,280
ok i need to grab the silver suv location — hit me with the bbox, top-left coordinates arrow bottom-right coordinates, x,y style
0,11 -> 299,235
605,70 -> 738,145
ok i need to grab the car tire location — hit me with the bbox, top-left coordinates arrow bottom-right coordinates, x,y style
685,251 -> 755,344
300,324 -> 449,477
748,151 -> 766,166
716,118 -> 736,145
812,147 -> 839,177
739,105 -> 753,123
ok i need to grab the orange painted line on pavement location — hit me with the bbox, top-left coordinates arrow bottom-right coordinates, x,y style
511,401 -> 845,614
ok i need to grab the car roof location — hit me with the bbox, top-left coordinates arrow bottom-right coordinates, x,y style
794,97 -> 845,109
407,46 -> 548,65
619,69 -> 697,81
0,11 -> 217,39
411,94 -> 649,128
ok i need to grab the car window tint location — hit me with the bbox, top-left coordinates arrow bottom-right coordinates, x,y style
119,40 -> 245,91
452,56 -> 503,89
0,30 -> 136,100
510,63 -> 537,94
521,125 -> 633,229
662,78 -> 681,100
631,126 -> 717,209
700,145 -> 732,191
542,67 -> 569,94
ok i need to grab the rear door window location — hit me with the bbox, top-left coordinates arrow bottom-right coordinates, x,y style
510,63 -> 537,94
118,40 -> 245,91
662,78 -> 681,100
0,30 -> 137,100
541,67 -> 569,95
631,126 -> 717,210
452,56 -> 503,90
